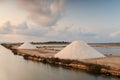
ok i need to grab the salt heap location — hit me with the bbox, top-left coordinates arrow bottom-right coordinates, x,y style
18,42 -> 36,49
54,40 -> 105,60
0,45 -> 12,54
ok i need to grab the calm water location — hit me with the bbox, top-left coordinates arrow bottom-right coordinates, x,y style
0,45 -> 119,80
96,47 -> 120,55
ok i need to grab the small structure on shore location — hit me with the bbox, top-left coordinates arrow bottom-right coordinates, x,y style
54,40 -> 105,60
18,42 -> 36,49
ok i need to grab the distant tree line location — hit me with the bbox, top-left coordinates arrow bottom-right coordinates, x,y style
31,41 -> 70,44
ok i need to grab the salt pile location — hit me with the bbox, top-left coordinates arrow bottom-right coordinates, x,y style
54,40 -> 105,60
18,42 -> 36,49
0,45 -> 12,54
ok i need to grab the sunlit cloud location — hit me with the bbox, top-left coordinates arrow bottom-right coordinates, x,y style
0,0 -> 120,42
17,0 -> 65,27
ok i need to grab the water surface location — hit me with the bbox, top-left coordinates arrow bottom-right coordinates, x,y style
0,45 -> 119,80
96,47 -> 120,55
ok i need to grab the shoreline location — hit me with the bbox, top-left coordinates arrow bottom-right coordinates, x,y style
1,43 -> 120,78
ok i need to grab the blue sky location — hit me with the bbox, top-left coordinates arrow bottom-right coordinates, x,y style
0,0 -> 120,43
63,0 -> 120,42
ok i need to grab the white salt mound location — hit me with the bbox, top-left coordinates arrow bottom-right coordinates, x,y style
18,42 -> 36,49
54,40 -> 105,60
0,45 -> 12,54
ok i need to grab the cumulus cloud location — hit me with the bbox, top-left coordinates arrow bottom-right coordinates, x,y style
0,21 -> 98,42
110,31 -> 120,37
0,21 -> 45,36
0,34 -> 47,42
67,25 -> 97,36
45,25 -> 98,40
0,21 -> 14,34
17,0 -> 65,27
0,21 -> 48,42
0,21 -> 28,34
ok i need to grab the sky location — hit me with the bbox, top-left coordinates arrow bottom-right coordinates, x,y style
0,0 -> 120,43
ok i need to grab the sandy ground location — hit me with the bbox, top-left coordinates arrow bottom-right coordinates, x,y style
7,44 -> 120,70
17,48 -> 57,57
12,45 -> 58,57
17,49 -> 120,70
81,56 -> 120,70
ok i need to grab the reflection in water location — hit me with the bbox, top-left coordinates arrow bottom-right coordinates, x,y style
0,45 -> 119,80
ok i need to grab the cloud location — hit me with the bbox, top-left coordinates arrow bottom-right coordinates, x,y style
67,25 -> 97,36
0,21 -> 45,36
0,21 -> 28,34
0,21 -> 98,42
110,31 -> 120,37
45,25 -> 98,41
17,0 -> 65,27
0,21 -> 14,34
0,34 -> 47,42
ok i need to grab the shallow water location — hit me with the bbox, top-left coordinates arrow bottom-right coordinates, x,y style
96,47 -> 120,55
0,45 -> 119,80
